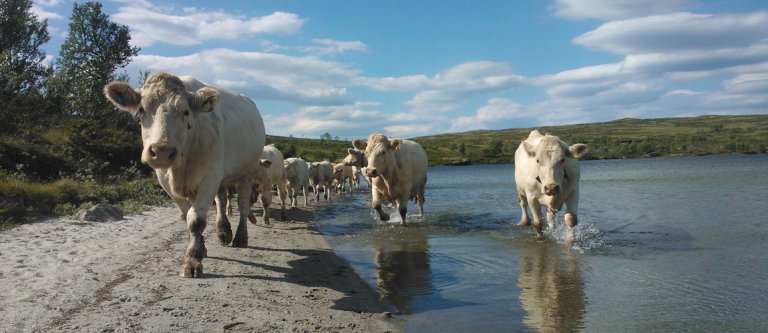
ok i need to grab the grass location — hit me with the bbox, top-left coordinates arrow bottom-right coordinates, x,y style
414,115 -> 768,165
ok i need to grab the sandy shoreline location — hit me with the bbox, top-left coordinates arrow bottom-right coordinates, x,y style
0,201 -> 398,332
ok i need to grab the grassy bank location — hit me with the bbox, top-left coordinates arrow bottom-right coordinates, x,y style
415,115 -> 768,165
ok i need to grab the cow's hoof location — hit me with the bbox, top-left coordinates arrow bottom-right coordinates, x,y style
519,218 -> 531,226
179,260 -> 204,278
263,218 -> 270,226
247,213 -> 258,225
379,212 -> 390,221
217,231 -> 232,246
281,211 -> 287,221
232,237 -> 248,248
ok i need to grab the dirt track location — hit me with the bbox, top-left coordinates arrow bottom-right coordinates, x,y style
0,204 -> 397,332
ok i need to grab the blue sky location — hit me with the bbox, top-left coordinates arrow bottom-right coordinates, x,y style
33,0 -> 768,140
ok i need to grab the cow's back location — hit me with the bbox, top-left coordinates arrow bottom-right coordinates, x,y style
180,76 -> 266,180
514,135 -> 540,195
260,145 -> 286,184
285,158 -> 309,187
317,162 -> 334,183
396,140 -> 428,194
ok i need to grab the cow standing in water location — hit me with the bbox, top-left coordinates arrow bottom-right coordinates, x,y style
104,72 -> 266,278
343,147 -> 368,189
353,134 -> 428,225
283,157 -> 310,208
514,130 -> 587,245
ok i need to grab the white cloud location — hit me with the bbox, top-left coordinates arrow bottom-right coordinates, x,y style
723,73 -> 768,93
574,12 -> 768,54
449,98 -> 527,132
129,48 -> 359,106
552,0 -> 690,21
264,103 -> 383,138
403,61 -> 526,113
112,5 -> 305,47
303,39 -> 368,56
359,75 -> 431,91
383,124 -> 436,138
31,0 -> 64,20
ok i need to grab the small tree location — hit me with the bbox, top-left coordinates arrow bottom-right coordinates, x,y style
48,1 -> 139,124
0,0 -> 52,95
320,132 -> 333,143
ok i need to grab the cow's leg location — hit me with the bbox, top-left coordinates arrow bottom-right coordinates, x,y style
564,193 -> 579,246
172,198 -> 192,223
246,189 -> 258,225
546,208 -> 557,230
260,186 -> 273,226
180,187 -> 217,278
528,197 -> 544,239
215,187 -> 233,246
397,195 -> 409,226
226,186 -> 235,216
278,184 -> 287,221
288,185 -> 297,208
416,192 -> 425,216
313,184 -> 320,201
518,192 -> 531,226
232,180 -> 254,247
324,183 -> 330,200
372,190 -> 390,221
302,185 -> 308,207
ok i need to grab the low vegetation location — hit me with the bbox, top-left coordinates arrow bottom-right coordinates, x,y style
415,115 -> 768,165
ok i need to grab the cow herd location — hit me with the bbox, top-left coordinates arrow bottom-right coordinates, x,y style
103,72 -> 587,278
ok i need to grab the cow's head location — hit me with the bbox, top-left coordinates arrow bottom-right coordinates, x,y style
357,134 -> 401,179
104,72 -> 220,169
523,136 -> 587,196
343,145 -> 367,168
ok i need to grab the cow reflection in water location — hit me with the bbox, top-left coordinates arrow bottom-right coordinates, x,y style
517,244 -> 585,332
373,231 -> 432,314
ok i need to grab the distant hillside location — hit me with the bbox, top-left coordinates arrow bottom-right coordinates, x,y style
412,115 -> 768,166
266,135 -> 352,163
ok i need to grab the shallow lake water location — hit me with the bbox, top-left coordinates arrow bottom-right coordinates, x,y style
311,154 -> 768,332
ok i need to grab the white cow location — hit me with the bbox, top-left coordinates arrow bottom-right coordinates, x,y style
354,134 -> 428,225
249,144 -> 288,225
283,157 -> 309,208
343,147 -> 369,188
514,130 -> 588,244
332,163 -> 354,194
104,72 -> 265,278
308,161 -> 334,201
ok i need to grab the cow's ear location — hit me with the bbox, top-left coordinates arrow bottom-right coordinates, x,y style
260,159 -> 272,168
568,144 -> 588,159
352,139 -> 367,150
522,141 -> 536,157
189,87 -> 220,113
104,81 -> 141,114
391,139 -> 403,150
347,148 -> 357,155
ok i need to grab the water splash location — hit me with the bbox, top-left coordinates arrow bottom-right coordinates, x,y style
543,216 -> 607,252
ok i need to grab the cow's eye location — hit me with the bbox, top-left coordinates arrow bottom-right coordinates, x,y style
561,158 -> 565,163
536,159 -> 540,163
183,110 -> 189,116
138,107 -> 145,114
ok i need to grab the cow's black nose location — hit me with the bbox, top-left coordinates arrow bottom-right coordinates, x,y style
544,184 -> 559,195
